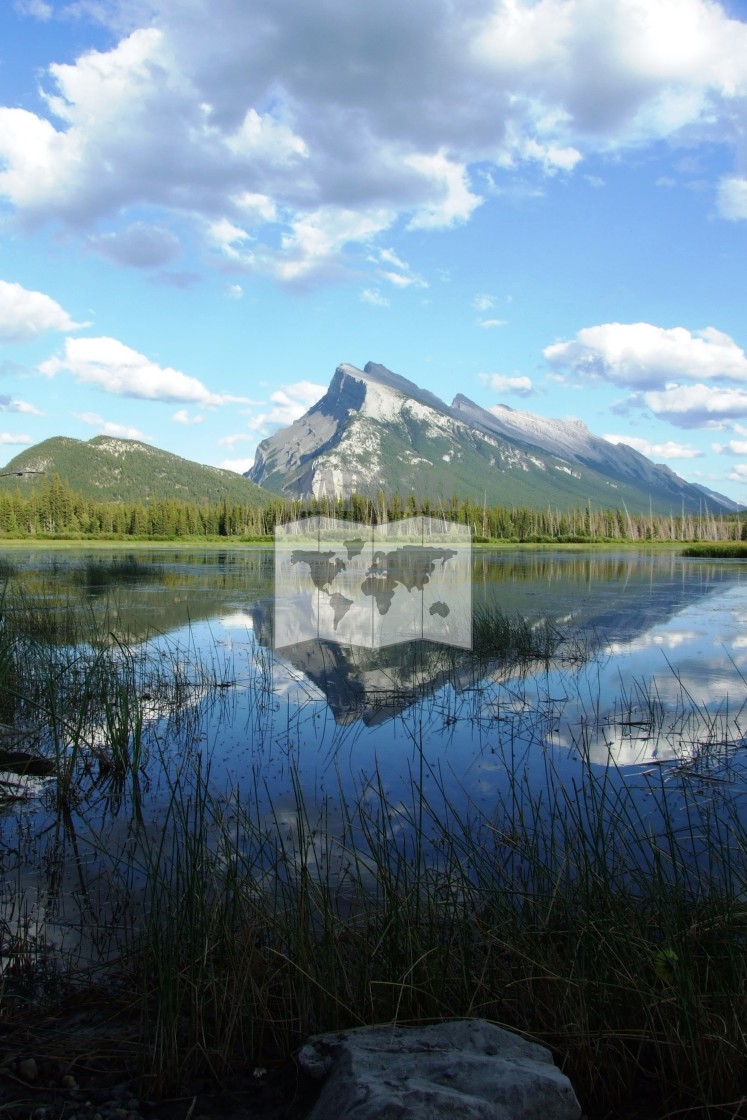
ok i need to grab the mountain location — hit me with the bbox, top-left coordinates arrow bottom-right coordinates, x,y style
0,436 -> 267,505
248,361 -> 736,515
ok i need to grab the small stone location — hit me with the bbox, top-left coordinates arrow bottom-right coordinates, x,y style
125,1098 -> 140,1111
61,1074 -> 79,1090
18,1058 -> 39,1083
93,1113 -> 103,1120
32,1109 -> 49,1120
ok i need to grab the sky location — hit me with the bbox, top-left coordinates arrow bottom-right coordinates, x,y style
2,0 -> 747,501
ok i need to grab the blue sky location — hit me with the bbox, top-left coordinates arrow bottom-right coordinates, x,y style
2,0 -> 747,501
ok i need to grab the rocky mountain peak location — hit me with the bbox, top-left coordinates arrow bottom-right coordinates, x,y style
247,360 -> 737,514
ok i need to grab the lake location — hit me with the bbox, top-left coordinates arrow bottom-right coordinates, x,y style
3,541 -> 745,1115
1,544 -> 746,964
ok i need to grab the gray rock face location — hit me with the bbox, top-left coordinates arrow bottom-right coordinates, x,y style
247,359 -> 737,513
298,1020 -> 581,1120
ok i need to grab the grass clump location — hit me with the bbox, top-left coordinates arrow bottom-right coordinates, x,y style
682,542 -> 747,558
122,748 -> 747,1119
1,584 -> 745,1119
471,603 -> 563,661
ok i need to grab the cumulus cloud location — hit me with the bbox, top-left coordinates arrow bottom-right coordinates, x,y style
39,336 -> 248,406
249,381 -> 326,429
630,383 -> 747,428
3,0 -> 747,283
713,438 -> 747,454
404,152 -> 482,229
76,411 -> 153,441
0,279 -> 86,342
603,433 -> 702,459
726,463 -> 747,484
0,396 -> 43,415
481,373 -> 535,397
88,222 -> 181,268
172,408 -> 204,424
0,433 -> 33,445
478,318 -> 507,329
220,457 -> 254,474
545,323 -> 747,388
225,379 -> 327,445
223,284 -> 243,300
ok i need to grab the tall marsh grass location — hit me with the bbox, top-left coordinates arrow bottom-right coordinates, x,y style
1,582 -> 745,1119
122,736 -> 747,1117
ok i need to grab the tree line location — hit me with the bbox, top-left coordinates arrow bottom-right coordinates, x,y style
0,475 -> 743,542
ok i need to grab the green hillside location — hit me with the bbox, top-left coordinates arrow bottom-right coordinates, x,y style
0,436 -> 267,506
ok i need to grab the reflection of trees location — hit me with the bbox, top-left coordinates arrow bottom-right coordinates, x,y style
3,549 -> 277,644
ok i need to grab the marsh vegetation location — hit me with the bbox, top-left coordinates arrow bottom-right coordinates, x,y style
0,548 -> 746,1119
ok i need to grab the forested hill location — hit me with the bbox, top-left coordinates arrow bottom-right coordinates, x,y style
0,436 -> 265,505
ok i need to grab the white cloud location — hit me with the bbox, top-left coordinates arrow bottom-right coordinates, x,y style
172,409 -> 204,424
483,374 -> 535,398
0,433 -> 33,445
223,283 -> 244,300
0,396 -> 43,416
274,207 -> 396,284
76,411 -> 153,441
727,464 -> 747,484
713,439 -> 747,455
371,247 -> 427,289
474,0 -> 747,138
2,0 -> 747,283
220,457 -> 254,474
208,219 -> 254,261
478,318 -> 507,329
39,336 -> 246,406
0,279 -> 86,342
603,434 -> 702,459
378,248 -> 409,270
261,380 -> 326,426
545,323 -> 747,388
632,383 -> 747,428
235,379 -> 327,441
405,152 -> 482,229
361,289 -> 390,307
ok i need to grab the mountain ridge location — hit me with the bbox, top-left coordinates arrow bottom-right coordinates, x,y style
248,361 -> 740,515
0,436 -> 268,505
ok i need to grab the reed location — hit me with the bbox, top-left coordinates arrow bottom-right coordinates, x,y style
120,730 -> 747,1117
1,584 -> 745,1118
682,542 -> 747,558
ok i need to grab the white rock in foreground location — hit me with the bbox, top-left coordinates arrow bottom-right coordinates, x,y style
298,1019 -> 581,1120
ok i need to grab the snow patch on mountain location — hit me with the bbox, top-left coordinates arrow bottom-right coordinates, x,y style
247,361 -> 738,514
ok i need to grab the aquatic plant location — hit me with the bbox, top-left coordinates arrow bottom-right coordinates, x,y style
120,735 -> 747,1117
0,578 -> 745,1119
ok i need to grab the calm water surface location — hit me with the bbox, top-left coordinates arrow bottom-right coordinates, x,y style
2,545 -> 745,794
2,545 -> 746,957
